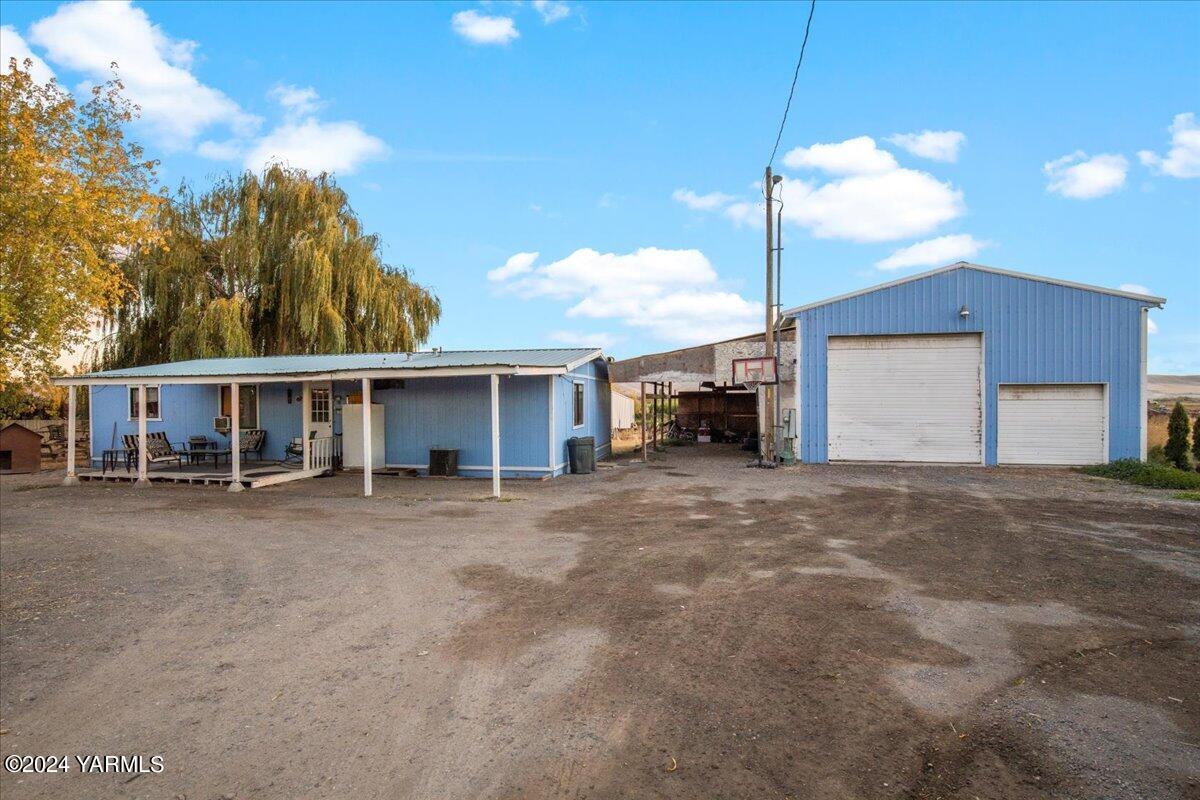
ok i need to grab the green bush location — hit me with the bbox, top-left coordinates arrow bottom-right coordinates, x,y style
1193,416 -> 1200,472
1172,491 -> 1200,502
1080,459 -> 1200,490
1164,402 -> 1191,470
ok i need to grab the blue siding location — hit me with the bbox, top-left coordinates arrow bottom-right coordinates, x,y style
372,374 -> 549,476
89,383 -> 220,464
792,268 -> 1148,465
552,358 -> 612,475
88,365 -> 611,479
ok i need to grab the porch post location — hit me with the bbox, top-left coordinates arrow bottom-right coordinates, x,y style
361,378 -> 373,497
135,383 -> 150,487
63,384 -> 79,485
228,382 -> 243,492
301,381 -> 312,470
547,375 -> 555,475
490,373 -> 501,498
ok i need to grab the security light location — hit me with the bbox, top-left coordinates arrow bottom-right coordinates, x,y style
959,305 -> 970,319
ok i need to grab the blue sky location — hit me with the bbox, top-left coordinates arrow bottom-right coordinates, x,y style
2,0 -> 1198,370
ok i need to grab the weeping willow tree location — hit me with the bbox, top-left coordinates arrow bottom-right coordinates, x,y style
99,165 -> 440,367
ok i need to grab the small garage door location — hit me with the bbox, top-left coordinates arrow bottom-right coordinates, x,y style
828,334 -> 982,463
997,384 -> 1105,465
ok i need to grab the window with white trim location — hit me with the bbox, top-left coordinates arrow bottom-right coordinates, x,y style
311,388 -> 331,423
573,381 -> 585,428
127,385 -> 161,420
219,385 -> 260,429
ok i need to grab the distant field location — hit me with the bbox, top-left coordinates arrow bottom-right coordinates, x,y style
1149,374 -> 1200,399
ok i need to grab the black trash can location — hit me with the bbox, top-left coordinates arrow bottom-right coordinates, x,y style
429,448 -> 459,477
567,436 -> 596,474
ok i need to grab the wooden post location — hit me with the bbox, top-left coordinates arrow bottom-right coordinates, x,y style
652,383 -> 659,449
228,382 -> 243,492
640,381 -> 647,461
667,381 -> 673,438
301,381 -> 312,470
63,384 -> 79,485
362,377 -> 373,497
490,373 -> 501,498
763,166 -> 776,464
135,383 -> 150,487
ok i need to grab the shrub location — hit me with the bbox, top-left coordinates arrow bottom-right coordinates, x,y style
1146,444 -> 1168,466
1080,459 -> 1200,490
1164,402 -> 1190,470
1193,416 -> 1200,472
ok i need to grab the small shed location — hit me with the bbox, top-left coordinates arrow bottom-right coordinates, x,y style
1,423 -> 43,474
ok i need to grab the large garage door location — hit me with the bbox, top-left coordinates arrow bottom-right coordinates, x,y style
828,334 -> 982,463
997,384 -> 1105,465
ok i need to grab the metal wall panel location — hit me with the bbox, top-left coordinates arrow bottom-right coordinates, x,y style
554,358 -> 613,475
792,268 -> 1147,464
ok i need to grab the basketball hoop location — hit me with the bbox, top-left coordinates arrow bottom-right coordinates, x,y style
732,356 -> 777,390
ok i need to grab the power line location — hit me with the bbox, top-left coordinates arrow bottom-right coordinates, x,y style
767,0 -> 817,169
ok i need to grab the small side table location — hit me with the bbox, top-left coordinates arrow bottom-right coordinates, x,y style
102,448 -> 132,474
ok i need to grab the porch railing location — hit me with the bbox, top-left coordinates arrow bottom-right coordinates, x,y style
310,436 -> 337,470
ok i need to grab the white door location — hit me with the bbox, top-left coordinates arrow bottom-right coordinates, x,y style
309,381 -> 333,439
827,334 -> 982,463
998,384 -> 1105,465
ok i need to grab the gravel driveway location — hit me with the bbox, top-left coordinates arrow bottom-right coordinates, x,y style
2,447 -> 1197,799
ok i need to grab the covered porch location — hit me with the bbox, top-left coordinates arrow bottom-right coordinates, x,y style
55,349 -> 607,498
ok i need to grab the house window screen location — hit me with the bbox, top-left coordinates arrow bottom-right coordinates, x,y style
573,382 -> 585,428
219,385 -> 259,429
128,386 -> 161,420
311,388 -> 331,423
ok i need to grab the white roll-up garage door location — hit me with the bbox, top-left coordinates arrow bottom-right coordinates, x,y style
827,334 -> 982,463
997,384 -> 1106,465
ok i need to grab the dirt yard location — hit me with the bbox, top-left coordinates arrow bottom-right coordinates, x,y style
2,448 -> 1197,800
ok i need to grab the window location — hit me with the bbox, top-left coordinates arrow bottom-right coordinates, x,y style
128,385 -> 161,420
573,381 -> 585,428
219,385 -> 259,429
311,388 -> 331,423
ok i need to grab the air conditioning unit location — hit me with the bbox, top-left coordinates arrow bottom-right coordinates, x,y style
214,416 -> 231,432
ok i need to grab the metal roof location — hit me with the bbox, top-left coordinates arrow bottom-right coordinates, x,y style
60,348 -> 604,384
782,262 -> 1167,317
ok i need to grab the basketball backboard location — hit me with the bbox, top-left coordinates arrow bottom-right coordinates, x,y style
732,356 -> 777,388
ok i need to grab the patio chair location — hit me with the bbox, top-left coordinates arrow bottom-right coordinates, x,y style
122,433 -> 184,470
239,429 -> 266,461
283,431 -> 314,464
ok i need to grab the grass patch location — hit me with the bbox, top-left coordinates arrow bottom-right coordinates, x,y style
1079,459 -> 1200,490
1171,491 -> 1200,502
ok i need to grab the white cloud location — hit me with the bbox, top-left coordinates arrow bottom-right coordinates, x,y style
452,10 -> 519,45
672,188 -> 735,211
1043,151 -> 1128,199
1138,112 -> 1200,179
196,139 -> 241,160
1118,283 -> 1152,296
491,247 -> 762,344
1147,317 -> 1159,335
269,84 -> 322,117
781,170 -> 965,242
29,0 -> 257,146
488,252 -> 539,282
532,1 -> 572,23
243,117 -> 386,174
1,25 -> 56,83
876,234 -> 989,271
679,135 -> 966,242
782,136 -> 898,175
886,130 -> 966,163
549,330 -> 618,349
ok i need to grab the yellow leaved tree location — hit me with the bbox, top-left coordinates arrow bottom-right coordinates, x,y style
0,58 -> 163,384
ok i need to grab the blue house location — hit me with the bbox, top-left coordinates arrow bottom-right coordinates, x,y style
61,348 -> 612,496
783,263 -> 1164,466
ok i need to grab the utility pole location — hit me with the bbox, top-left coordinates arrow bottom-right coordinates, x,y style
762,166 -> 776,464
